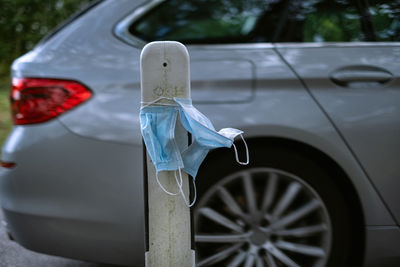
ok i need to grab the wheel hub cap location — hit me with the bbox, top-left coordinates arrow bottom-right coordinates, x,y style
249,229 -> 268,246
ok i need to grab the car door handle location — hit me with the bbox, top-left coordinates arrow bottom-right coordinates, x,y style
330,65 -> 393,88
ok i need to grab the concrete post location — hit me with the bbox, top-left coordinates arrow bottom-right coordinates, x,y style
140,41 -> 195,267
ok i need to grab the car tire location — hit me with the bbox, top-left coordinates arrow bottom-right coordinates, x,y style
194,142 -> 354,267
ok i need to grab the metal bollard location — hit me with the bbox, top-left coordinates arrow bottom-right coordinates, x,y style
140,41 -> 195,267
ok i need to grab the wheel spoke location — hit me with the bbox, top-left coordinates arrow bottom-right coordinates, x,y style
276,224 -> 328,237
264,242 -> 300,267
196,233 -> 250,243
227,250 -> 247,267
199,207 -> 243,233
272,182 -> 301,219
244,255 -> 255,267
261,173 -> 278,213
265,253 -> 278,267
218,187 -> 247,220
255,255 -> 264,267
197,243 -> 243,267
244,245 -> 258,267
242,172 -> 258,217
272,200 -> 320,229
275,240 -> 326,258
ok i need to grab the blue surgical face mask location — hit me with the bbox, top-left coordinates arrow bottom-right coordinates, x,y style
140,105 -> 183,171
140,97 -> 249,206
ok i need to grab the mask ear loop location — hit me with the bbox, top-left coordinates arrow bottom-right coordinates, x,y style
174,169 -> 197,207
141,96 -> 177,109
156,171 -> 179,196
232,134 -> 249,165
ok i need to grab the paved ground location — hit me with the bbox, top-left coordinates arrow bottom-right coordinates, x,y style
0,210 -> 116,267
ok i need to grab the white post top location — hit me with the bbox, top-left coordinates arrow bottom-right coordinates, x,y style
140,41 -> 191,104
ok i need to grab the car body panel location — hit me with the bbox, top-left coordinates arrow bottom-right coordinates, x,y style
0,121 -> 145,266
365,226 -> 400,267
190,58 -> 254,103
1,71 -> 396,265
277,43 -> 400,224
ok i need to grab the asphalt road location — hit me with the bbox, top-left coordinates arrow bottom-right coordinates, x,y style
0,210 -> 117,267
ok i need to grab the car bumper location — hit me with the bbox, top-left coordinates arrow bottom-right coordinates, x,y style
0,120 -> 145,266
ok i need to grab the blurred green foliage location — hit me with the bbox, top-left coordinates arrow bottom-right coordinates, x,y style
0,0 -> 90,149
0,78 -> 11,148
0,0 -> 91,77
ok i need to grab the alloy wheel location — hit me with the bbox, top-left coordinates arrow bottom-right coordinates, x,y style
194,168 -> 332,267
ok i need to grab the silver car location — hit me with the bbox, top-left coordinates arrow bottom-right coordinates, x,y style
1,0 -> 399,266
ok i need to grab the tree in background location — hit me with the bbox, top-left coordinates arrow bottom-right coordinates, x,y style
0,0 -> 91,77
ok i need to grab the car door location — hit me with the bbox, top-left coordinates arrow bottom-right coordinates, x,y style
275,0 -> 400,224
125,0 -> 263,105
124,0 -> 291,117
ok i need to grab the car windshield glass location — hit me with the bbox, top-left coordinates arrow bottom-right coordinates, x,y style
272,0 -> 364,42
130,0 -> 270,43
367,0 -> 400,41
129,0 -> 366,43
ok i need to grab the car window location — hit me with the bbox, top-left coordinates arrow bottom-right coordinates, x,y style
269,0 -> 364,42
129,0 -> 269,44
129,0 -> 366,44
367,0 -> 400,41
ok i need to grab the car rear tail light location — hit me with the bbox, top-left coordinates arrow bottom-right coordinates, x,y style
11,78 -> 92,125
1,161 -> 16,168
